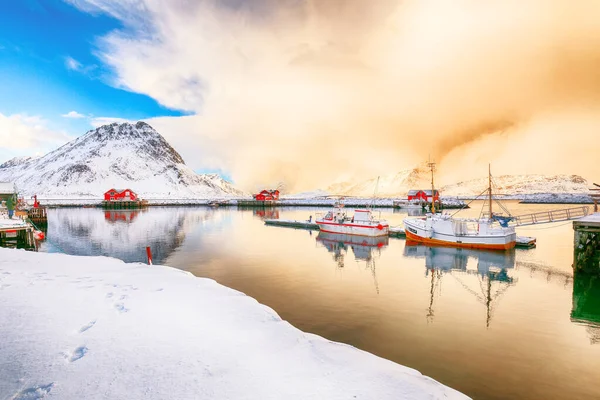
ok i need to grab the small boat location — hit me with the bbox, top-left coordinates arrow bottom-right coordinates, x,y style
316,200 -> 389,237
403,163 -> 516,250
392,199 -> 424,210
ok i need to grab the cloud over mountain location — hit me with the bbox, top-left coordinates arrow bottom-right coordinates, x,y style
67,0 -> 600,192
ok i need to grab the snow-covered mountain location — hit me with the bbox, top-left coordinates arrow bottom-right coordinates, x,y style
308,168 -> 591,200
0,156 -> 38,169
0,122 -> 244,198
441,174 -> 590,197
326,165 -> 432,197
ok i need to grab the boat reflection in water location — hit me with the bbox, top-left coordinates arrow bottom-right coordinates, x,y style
316,231 -> 389,293
404,240 -> 517,326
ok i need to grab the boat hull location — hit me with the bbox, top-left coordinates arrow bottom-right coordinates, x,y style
316,221 -> 389,237
404,220 -> 516,250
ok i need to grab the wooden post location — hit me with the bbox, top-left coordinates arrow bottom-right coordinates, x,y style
146,246 -> 153,265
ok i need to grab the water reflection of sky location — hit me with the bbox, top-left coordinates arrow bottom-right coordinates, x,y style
36,204 -> 600,400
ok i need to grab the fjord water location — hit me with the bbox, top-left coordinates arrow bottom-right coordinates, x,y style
39,202 -> 600,400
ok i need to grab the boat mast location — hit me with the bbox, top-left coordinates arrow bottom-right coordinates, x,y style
428,158 -> 436,214
488,164 -> 493,219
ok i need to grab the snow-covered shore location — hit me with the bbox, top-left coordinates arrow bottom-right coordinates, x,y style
0,249 -> 468,400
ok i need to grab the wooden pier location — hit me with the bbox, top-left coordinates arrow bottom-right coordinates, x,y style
0,218 -> 36,250
102,200 -> 148,209
573,213 -> 600,275
264,219 -> 536,249
27,207 -> 48,227
238,200 -> 277,207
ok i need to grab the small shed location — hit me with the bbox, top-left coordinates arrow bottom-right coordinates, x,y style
104,188 -> 138,202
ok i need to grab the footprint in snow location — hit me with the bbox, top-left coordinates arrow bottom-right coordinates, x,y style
114,303 -> 129,313
105,292 -> 114,299
65,346 -> 88,362
79,320 -> 96,333
12,382 -> 54,399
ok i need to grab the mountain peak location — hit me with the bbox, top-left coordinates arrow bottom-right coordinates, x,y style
0,122 -> 244,198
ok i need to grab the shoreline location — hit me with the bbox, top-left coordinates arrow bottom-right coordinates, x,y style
0,248 -> 468,399
24,193 -> 594,208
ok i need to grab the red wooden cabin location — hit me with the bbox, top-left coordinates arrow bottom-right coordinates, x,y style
407,189 -> 439,202
104,188 -> 138,202
253,189 -> 280,201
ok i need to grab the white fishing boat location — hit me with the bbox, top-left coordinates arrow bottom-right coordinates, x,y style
403,163 -> 517,250
316,200 -> 389,237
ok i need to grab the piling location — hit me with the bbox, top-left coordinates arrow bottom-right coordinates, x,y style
146,246 -> 153,265
573,213 -> 600,275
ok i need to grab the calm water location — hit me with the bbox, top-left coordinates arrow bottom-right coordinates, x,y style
36,202 -> 600,400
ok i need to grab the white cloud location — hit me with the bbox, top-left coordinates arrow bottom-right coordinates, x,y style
69,0 -> 600,191
0,113 -> 72,163
65,56 -> 82,71
61,111 -> 86,119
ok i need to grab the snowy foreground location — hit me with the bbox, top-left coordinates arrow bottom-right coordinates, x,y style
0,249 -> 468,400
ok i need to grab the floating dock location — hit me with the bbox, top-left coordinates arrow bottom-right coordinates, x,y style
264,219 -> 319,230
264,219 -> 536,249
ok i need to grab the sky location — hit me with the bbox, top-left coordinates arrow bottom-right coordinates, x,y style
1,0 -> 600,192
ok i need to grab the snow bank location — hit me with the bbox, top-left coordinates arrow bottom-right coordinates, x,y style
0,249 -> 468,400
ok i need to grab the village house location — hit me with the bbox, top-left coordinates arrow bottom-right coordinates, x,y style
407,189 -> 440,203
104,189 -> 138,202
253,189 -> 280,201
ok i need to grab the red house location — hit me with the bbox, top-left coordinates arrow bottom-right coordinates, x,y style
104,188 -> 138,202
407,189 -> 439,202
253,189 -> 280,201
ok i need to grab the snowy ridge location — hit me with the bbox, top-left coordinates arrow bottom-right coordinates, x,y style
0,249 -> 468,400
440,174 -> 590,197
299,170 -> 592,202
0,122 -> 245,198
0,156 -> 38,169
326,165 -> 431,197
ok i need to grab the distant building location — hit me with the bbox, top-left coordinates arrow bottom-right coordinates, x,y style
407,189 -> 439,203
0,182 -> 15,203
424,189 -> 440,203
104,188 -> 138,202
253,189 -> 280,201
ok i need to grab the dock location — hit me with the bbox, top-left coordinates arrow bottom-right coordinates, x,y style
573,213 -> 600,274
101,200 -> 148,209
264,219 -> 536,249
0,218 -> 36,249
264,219 -> 319,230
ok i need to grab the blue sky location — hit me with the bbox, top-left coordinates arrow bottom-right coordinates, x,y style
0,0 -> 185,137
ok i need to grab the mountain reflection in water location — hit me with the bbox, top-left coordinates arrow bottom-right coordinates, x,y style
46,208 -> 214,264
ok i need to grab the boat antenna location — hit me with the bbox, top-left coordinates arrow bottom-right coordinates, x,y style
488,164 -> 493,219
427,157 -> 436,214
